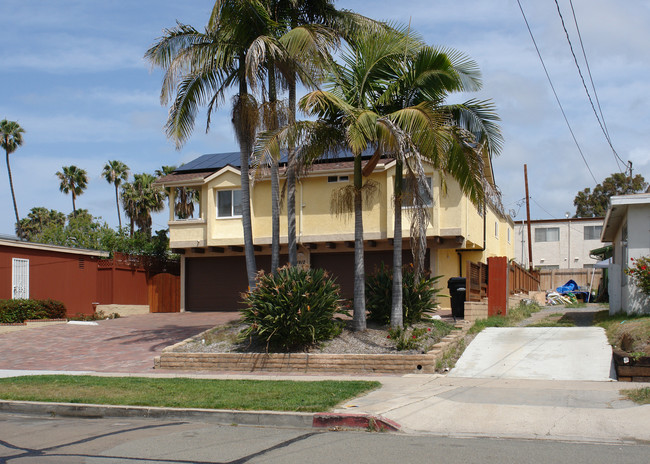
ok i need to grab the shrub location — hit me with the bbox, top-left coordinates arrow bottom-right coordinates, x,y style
240,266 -> 345,351
0,298 -> 67,323
366,263 -> 444,325
625,256 -> 650,296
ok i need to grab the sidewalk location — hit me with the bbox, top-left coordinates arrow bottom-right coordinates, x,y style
1,369 -> 648,443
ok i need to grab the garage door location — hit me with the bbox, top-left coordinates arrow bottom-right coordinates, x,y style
185,255 -> 282,311
311,250 -> 429,300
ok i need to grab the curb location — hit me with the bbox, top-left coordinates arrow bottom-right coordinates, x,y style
0,400 -> 401,432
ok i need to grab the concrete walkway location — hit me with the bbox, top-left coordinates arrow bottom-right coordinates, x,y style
450,327 -> 615,381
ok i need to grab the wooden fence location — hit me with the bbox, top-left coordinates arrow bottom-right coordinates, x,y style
538,268 -> 602,292
509,260 -> 541,294
466,261 -> 487,302
97,252 -> 180,311
148,273 -> 180,312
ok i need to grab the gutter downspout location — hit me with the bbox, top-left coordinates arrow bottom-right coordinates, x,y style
456,198 -> 487,277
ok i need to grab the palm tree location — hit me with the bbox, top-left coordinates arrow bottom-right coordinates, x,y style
294,27 -> 502,330
146,0 -> 279,289
56,165 -> 88,216
121,173 -> 165,237
102,160 -> 129,230
1,119 -> 25,237
17,206 -> 65,241
376,46 -> 503,328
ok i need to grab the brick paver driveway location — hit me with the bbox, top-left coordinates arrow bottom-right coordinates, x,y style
0,312 -> 240,373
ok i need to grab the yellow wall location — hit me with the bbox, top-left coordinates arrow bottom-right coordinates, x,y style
167,162 -> 515,266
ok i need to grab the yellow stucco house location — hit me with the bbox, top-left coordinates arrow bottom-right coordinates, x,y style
157,151 -> 514,311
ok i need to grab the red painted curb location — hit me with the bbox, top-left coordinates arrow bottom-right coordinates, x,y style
312,413 -> 400,431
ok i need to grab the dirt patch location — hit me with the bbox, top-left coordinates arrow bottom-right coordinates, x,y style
173,319 -> 458,355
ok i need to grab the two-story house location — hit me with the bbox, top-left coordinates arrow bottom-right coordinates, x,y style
156,151 -> 514,311
514,217 -> 606,270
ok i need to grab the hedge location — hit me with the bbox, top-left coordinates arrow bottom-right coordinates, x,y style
0,299 -> 67,323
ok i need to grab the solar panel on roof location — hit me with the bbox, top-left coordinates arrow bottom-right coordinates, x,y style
174,148 -> 372,173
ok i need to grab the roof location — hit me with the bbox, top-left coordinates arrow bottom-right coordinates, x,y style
515,217 -> 605,226
601,193 -> 650,242
0,238 -> 110,257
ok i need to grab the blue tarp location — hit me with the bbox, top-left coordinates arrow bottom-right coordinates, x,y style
556,279 -> 579,294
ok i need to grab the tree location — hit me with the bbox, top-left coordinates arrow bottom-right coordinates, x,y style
102,160 -> 130,230
1,119 -> 25,237
121,173 -> 165,237
16,207 -> 65,241
145,0 -> 278,289
288,27 -> 500,330
574,173 -> 647,217
56,165 -> 88,215
376,45 -> 502,328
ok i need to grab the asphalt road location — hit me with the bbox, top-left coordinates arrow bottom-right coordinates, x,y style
0,413 -> 648,464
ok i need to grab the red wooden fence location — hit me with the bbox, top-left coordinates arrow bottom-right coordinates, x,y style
148,273 -> 180,313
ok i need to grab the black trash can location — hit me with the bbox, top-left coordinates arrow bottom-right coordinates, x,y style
447,277 -> 467,319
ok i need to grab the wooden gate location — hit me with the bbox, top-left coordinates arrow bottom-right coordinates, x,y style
148,273 -> 180,313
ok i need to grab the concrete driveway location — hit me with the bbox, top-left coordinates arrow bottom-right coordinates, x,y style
0,312 -> 239,374
450,327 -> 616,381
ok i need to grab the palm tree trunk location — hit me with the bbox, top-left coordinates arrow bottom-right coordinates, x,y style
269,60 -> 280,274
352,155 -> 366,331
5,150 -> 21,237
115,184 -> 122,229
391,160 -> 404,328
287,78 -> 298,267
237,60 -> 258,290
72,193 -> 76,216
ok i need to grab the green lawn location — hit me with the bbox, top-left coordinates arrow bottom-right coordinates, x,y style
0,376 -> 379,412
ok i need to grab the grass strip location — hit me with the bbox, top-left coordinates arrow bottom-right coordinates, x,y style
0,376 -> 379,412
622,387 -> 650,405
469,302 -> 543,334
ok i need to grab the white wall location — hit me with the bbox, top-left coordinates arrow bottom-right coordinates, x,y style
515,218 -> 605,270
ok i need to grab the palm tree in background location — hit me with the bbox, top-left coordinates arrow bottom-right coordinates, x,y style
1,119 -> 25,237
102,160 -> 130,230
121,173 -> 164,237
56,165 -> 88,216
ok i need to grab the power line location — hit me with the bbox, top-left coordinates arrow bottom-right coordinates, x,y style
554,0 -> 626,172
515,0 -> 598,184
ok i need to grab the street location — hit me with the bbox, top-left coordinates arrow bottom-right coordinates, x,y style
0,413 -> 648,464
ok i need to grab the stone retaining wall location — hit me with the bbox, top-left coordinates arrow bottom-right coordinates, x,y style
155,322 -> 471,374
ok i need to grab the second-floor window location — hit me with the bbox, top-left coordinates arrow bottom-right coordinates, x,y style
583,225 -> 602,240
217,189 -> 242,218
404,176 -> 433,207
534,227 -> 559,242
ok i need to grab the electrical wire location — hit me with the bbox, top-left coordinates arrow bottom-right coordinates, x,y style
516,0 -> 598,184
554,0 -> 626,172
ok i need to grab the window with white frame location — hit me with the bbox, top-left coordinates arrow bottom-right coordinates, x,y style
217,189 -> 242,218
507,227 -> 511,243
404,176 -> 433,207
12,258 -> 29,299
583,225 -> 602,240
534,227 -> 559,242
494,221 -> 499,238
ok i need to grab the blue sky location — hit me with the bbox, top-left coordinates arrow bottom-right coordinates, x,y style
1,0 -> 649,236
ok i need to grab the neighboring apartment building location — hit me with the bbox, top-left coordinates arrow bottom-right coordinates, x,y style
514,217 -> 606,270
157,151 -> 515,311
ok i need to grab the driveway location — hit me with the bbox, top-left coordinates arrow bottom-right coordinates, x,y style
0,312 -> 239,374
450,327 -> 615,381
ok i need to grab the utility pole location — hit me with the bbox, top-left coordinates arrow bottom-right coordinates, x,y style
524,164 -> 533,271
